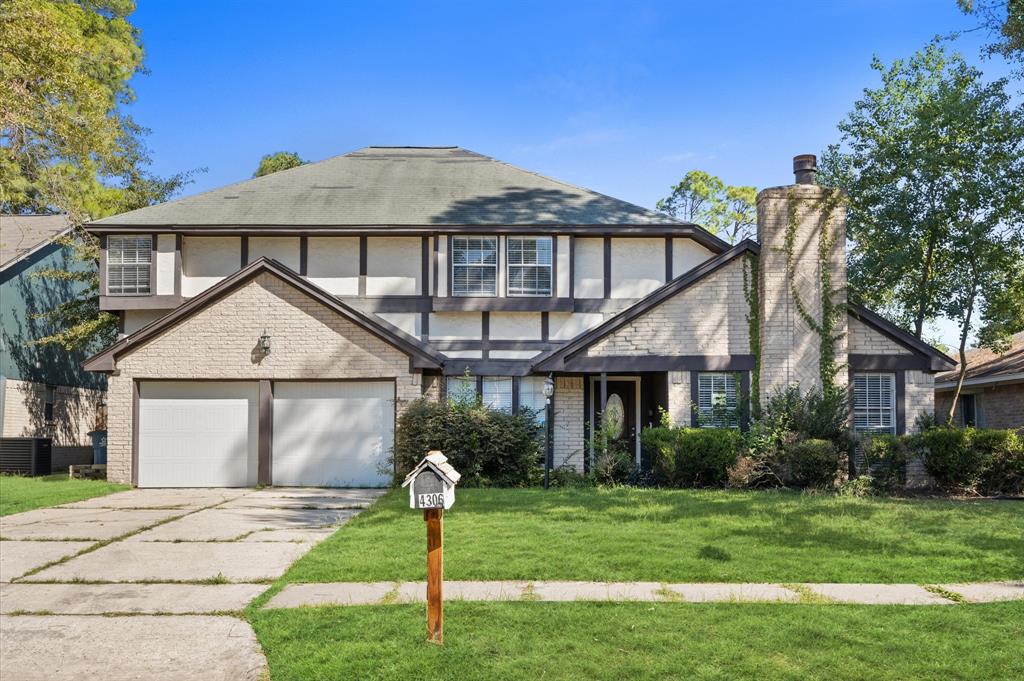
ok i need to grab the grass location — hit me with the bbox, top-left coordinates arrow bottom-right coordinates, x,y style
280,488 -> 1024,583
249,601 -> 1024,681
0,473 -> 129,516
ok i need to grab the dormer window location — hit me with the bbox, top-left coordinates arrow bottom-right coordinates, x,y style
507,237 -> 552,296
107,235 -> 152,295
451,236 -> 497,296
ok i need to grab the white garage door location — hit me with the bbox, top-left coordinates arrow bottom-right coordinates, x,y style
138,382 -> 258,487
272,381 -> 393,487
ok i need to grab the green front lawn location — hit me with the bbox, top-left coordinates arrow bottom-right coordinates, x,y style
250,601 -> 1024,681
282,488 -> 1023,583
0,473 -> 129,516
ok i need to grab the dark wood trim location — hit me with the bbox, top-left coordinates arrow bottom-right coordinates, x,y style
99,234 -> 108,297
100,294 -> 184,311
599,373 -> 608,413
432,297 -> 573,312
87,224 -> 731,253
173,234 -> 182,297
421,311 -> 430,340
131,380 -> 140,486
481,311 -> 490,359
476,374 -> 484,395
847,302 -> 955,370
603,237 -> 611,299
665,237 -> 673,281
421,236 -> 430,296
345,296 -> 432,313
849,354 -> 931,371
299,236 -> 308,275
149,233 -> 157,294
541,312 -> 549,341
240,236 -> 248,267
441,360 -> 535,377
432,236 -> 439,297
358,236 -> 367,296
258,380 -> 273,486
689,371 -> 700,426
431,339 -> 557,351
562,354 -> 756,373
896,370 -> 906,435
740,371 -> 751,432
568,235 -> 576,299
582,375 -> 590,473
572,298 -> 637,313
511,376 -> 520,416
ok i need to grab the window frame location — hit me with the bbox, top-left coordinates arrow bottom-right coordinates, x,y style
696,372 -> 739,428
106,234 -> 153,295
43,384 -> 56,423
506,236 -> 553,297
450,236 -> 498,297
852,372 -> 897,435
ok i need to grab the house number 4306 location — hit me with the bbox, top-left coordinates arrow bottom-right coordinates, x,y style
418,493 -> 444,508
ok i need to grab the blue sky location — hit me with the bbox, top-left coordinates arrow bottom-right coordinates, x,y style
128,1 -> 1013,346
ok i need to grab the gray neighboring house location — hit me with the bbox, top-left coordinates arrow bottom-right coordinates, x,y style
80,147 -> 954,488
1,214 -> 106,471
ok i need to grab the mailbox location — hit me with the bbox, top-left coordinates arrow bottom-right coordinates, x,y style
402,450 -> 461,510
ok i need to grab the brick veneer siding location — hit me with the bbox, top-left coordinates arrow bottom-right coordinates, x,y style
848,318 -> 909,355
104,273 -> 425,485
1,378 -> 103,447
936,382 -> 1024,429
552,376 -> 585,471
585,259 -> 750,357
757,185 -> 848,399
667,371 -> 690,427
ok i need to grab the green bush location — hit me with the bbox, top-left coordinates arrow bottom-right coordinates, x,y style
392,398 -> 542,487
919,427 -> 982,492
782,438 -> 840,489
641,426 -> 743,487
974,429 -> 1024,496
590,418 -> 636,485
861,434 -> 911,493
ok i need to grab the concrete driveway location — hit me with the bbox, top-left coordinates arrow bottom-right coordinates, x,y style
0,486 -> 386,681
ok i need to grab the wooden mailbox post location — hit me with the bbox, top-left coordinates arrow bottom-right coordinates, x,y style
401,450 -> 460,644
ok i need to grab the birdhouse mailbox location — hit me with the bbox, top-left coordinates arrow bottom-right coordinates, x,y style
402,450 -> 461,510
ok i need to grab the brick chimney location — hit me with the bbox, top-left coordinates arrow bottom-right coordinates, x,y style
756,155 -> 848,401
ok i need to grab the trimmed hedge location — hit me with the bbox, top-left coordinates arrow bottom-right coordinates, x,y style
392,398 -> 542,487
782,438 -> 840,489
919,427 -> 1023,495
641,426 -> 743,487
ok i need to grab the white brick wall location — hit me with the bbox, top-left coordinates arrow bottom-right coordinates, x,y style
105,272 -> 425,484
667,371 -> 690,427
552,376 -> 585,471
848,317 -> 911,355
2,379 -> 102,447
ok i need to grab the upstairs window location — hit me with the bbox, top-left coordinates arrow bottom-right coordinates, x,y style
697,373 -> 739,428
107,235 -> 152,295
853,373 -> 896,434
507,237 -> 552,296
452,236 -> 497,296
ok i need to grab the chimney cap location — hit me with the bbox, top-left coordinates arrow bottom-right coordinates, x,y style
793,154 -> 817,184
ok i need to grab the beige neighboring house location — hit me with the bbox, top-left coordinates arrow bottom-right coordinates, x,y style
1,214 -> 106,471
935,332 -> 1024,429
79,147 -> 954,487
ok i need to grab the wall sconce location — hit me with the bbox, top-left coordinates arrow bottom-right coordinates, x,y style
259,330 -> 272,355
542,375 -> 555,399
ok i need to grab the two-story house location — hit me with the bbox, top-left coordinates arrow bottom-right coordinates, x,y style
82,147 -> 954,487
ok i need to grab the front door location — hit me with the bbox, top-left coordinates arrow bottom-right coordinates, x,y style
590,378 -> 639,464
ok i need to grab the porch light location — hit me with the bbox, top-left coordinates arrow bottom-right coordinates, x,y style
542,375 -> 555,399
259,330 -> 272,354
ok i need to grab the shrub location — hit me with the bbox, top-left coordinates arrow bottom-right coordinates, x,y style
861,434 -> 911,493
782,438 -> 841,489
838,475 -> 876,497
974,429 -> 1024,496
591,418 -> 635,485
392,398 -> 542,487
641,426 -> 743,487
919,427 -> 982,492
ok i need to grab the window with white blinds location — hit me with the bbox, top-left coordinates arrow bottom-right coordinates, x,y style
518,376 -> 548,423
451,236 -> 497,296
697,373 -> 739,428
507,237 -> 552,296
853,373 -> 896,434
446,376 -> 476,404
107,235 -> 152,295
482,377 -> 513,412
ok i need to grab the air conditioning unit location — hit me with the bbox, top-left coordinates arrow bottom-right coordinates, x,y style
0,437 -> 53,475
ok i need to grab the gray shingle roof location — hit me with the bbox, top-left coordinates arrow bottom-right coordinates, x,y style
0,214 -> 71,270
89,147 -> 682,227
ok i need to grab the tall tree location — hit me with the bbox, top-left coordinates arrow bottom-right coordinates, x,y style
254,151 -> 306,177
820,43 -> 1024,420
657,170 -> 756,243
956,0 -> 1024,75
1,0 -> 190,350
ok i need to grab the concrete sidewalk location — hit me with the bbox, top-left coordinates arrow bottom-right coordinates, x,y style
264,580 -> 1024,608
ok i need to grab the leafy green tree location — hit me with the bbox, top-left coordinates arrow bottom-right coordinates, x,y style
956,1 -> 1024,75
253,151 -> 306,177
820,43 -> 1024,421
1,0 -> 191,350
657,170 -> 756,243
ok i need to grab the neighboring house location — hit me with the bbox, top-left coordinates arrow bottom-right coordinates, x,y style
935,332 -> 1024,429
80,146 -> 954,488
1,214 -> 106,471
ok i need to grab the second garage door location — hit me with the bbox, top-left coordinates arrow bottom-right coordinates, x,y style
272,381 -> 394,487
